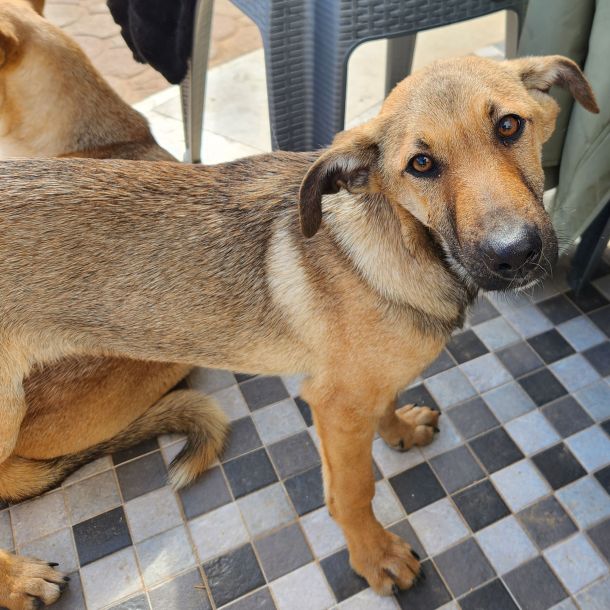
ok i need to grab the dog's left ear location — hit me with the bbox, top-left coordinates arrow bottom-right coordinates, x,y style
510,55 -> 599,114
299,129 -> 379,238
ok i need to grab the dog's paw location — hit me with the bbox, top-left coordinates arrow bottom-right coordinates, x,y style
0,555 -> 68,610
350,530 -> 422,595
381,404 -> 440,451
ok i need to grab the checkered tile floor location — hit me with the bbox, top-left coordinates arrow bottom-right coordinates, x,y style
1,262 -> 610,610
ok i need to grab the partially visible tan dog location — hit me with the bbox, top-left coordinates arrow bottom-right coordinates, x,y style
0,33 -> 598,610
0,2 -> 227,609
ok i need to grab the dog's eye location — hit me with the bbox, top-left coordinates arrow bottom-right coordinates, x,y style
497,114 -> 523,141
408,154 -> 435,175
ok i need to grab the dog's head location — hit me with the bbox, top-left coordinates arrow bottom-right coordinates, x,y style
299,55 -> 599,292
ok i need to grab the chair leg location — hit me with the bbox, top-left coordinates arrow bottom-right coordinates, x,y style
385,35 -> 416,96
568,201 -> 610,294
182,0 -> 214,163
505,9 -> 520,58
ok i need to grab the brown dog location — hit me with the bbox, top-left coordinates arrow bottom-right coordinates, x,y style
0,2 -> 227,608
0,47 -> 598,603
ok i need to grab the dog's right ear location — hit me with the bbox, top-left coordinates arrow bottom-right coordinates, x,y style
298,129 -> 379,238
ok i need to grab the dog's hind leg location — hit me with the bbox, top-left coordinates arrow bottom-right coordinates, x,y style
302,378 -> 421,595
0,549 -> 68,610
377,398 -> 440,451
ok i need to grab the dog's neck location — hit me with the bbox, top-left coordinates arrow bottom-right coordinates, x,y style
323,190 -> 471,334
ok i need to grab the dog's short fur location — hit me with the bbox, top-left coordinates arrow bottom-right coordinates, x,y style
0,40 -> 598,602
0,2 -> 228,608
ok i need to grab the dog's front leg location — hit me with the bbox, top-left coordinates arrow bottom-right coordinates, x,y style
303,380 -> 421,595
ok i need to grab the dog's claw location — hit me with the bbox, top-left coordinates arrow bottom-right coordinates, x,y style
63,576 -> 71,582
433,426 -> 440,433
411,549 -> 420,560
48,562 -> 59,567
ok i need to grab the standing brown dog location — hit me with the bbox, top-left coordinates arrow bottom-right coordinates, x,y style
0,2 -> 227,608
0,46 -> 598,603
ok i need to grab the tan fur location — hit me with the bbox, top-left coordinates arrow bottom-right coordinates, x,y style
0,4 -> 599,598
0,3 -> 229,608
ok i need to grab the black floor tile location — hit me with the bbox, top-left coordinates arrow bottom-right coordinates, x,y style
112,438 -> 159,466
224,588 -> 275,610
537,294 -> 580,325
321,549 -> 368,603
453,480 -> 510,532
389,463 -> 446,513
255,523 -> 312,581
588,517 -> 610,562
460,579 -> 518,610
294,396 -> 313,427
108,595 -> 150,610
602,419 -> 610,437
595,464 -> 610,493
527,330 -> 575,364
239,376 -> 289,410
589,305 -> 610,336
389,520 -> 427,560
517,496 -> 577,549
395,560 -> 451,610
583,341 -> 610,376
541,396 -> 594,438
116,452 -> 167,502
179,466 -> 232,519
284,465 -> 324,515
504,556 -> 567,610
234,373 -> 257,383
532,443 -> 587,490
518,369 -> 567,406
429,446 -> 485,494
566,284 -> 608,313
148,569 -> 211,610
434,538 -> 495,598
447,397 -> 499,440
468,296 -> 500,325
223,448 -> 277,499
221,416 -> 262,462
421,349 -> 457,378
268,431 -> 320,479
469,428 -> 524,474
203,544 -> 265,607
446,330 -> 488,364
72,507 -> 132,566
397,384 -> 439,411
496,341 -> 544,379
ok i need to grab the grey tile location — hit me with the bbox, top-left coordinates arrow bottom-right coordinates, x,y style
467,296 -> 500,325
429,446 -> 485,494
11,491 -> 68,547
425,367 -> 477,408
565,426 -> 610,472
240,376 -> 289,410
575,381 -> 610,422
116,452 -> 167,502
178,465 -> 232,520
504,556 -> 567,610
473,317 -> 520,351
394,559 -> 452,610
504,304 -> 553,338
556,477 -> 610,529
124,487 -> 183,543
255,523 -> 313,581
496,342 -> 544,379
373,479 -> 406,526
222,416 -> 262,461
483,382 -> 536,423
148,569 -> 211,610
541,396 -> 595,438
137,525 -> 196,587
212,385 -> 250,421
550,354 -> 600,392
491,459 -> 550,512
321,548 -> 368,603
18,528 -> 79,575
225,588 -> 276,610
188,367 -> 235,393
453,480 -> 510,532
113,438 -> 159,466
270,562 -> 335,610
447,397 -> 499,439
588,517 -> 610,562
518,496 -> 577,549
65,470 -> 121,524
557,316 -> 607,351
0,510 -> 13,549
421,349 -> 457,378
459,579 -> 518,610
238,483 -> 295,537
52,572 -> 86,610
388,519 -> 427,560
372,437 -> 425,478
268,431 -> 320,479
108,595 -> 150,610
476,516 -> 537,574
434,538 -> 495,597
420,417 -> 464,459
300,506 -> 345,558
544,533 -> 608,594
252,399 -> 306,445
224,448 -> 278,499
80,548 -> 143,609
575,575 -> 610,610
460,354 -> 512,393
505,411 -> 561,455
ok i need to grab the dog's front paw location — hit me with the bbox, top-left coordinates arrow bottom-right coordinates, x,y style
0,554 -> 69,610
349,529 -> 422,595
381,404 -> 440,451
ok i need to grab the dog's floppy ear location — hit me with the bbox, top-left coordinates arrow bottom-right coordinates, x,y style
510,55 -> 599,114
299,129 -> 379,238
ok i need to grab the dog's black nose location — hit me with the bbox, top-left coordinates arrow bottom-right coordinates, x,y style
481,225 -> 542,275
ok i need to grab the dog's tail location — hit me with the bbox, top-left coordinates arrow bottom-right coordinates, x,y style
0,389 -> 229,503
